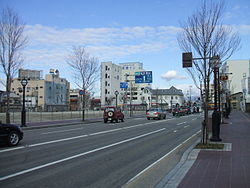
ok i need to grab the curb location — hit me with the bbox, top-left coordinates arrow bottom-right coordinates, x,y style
155,140 -> 200,188
122,130 -> 201,188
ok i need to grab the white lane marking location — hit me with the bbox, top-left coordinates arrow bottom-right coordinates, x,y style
192,118 -> 197,121
125,130 -> 201,185
0,119 -> 173,154
0,146 -> 25,153
0,128 -> 166,182
177,122 -> 186,125
173,130 -> 177,133
184,125 -> 190,128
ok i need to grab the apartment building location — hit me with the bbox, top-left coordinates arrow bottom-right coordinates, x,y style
12,69 -> 70,111
101,61 -> 152,107
221,59 -> 250,112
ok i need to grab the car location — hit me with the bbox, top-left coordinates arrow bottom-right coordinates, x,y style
146,108 -> 166,120
103,106 -> 124,123
0,121 -> 24,146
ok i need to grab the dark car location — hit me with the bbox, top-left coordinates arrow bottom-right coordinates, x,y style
103,106 -> 124,123
0,121 -> 24,146
146,108 -> 166,120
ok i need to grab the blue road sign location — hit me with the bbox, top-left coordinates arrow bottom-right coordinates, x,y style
120,82 -> 128,89
135,71 -> 152,83
79,90 -> 84,95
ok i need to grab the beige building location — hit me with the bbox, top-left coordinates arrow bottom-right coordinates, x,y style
11,69 -> 70,111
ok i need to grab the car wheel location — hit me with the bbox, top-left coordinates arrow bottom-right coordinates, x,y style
147,117 -> 150,120
104,119 -> 108,123
115,119 -> 119,123
8,131 -> 20,146
121,118 -> 124,122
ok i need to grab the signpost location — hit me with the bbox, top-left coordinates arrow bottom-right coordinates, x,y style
135,71 -> 152,83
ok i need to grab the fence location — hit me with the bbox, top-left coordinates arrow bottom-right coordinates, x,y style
0,109 -> 146,124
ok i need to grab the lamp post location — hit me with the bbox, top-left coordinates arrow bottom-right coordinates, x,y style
21,78 -> 28,127
210,55 -> 222,142
115,90 -> 119,108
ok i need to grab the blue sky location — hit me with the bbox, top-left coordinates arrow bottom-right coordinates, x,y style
1,0 -> 250,97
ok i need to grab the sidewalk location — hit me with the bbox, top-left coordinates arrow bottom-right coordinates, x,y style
160,111 -> 250,188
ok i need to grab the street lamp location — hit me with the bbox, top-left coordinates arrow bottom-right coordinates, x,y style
210,55 -> 222,142
115,90 -> 119,108
20,78 -> 28,127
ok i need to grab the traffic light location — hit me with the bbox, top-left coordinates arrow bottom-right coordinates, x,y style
219,75 -> 228,81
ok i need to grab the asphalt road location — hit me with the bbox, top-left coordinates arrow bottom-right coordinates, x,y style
0,113 -> 202,188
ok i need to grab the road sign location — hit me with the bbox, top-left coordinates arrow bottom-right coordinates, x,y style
120,82 -> 128,89
79,90 -> 84,95
135,71 -> 152,83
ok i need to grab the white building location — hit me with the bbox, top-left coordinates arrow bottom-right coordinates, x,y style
222,60 -> 250,112
150,87 -> 184,109
100,61 -> 151,107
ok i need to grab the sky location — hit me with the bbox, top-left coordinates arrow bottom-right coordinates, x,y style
1,0 -> 250,97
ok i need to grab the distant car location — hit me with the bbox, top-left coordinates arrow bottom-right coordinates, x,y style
103,106 -> 124,123
146,108 -> 166,120
172,108 -> 186,116
0,121 -> 24,146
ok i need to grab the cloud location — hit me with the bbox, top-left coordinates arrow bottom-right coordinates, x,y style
161,70 -> 187,81
23,24 -> 180,63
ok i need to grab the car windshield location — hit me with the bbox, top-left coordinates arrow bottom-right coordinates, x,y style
105,108 -> 115,112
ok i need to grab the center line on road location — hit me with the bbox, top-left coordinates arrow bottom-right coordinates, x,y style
0,119 -> 173,154
0,128 -> 166,182
177,122 -> 186,125
184,125 -> 190,128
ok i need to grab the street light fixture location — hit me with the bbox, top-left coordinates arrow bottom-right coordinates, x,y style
20,78 -> 28,127
115,90 -> 119,108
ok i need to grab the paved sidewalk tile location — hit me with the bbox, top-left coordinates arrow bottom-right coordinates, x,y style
177,111 -> 250,188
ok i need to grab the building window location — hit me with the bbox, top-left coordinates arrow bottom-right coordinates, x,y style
40,86 -> 43,88
176,96 -> 178,99
106,66 -> 108,71
39,96 -> 43,98
105,89 -> 107,94
105,73 -> 108,78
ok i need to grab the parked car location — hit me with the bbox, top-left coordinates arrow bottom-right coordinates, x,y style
103,106 -> 124,123
0,121 -> 24,146
146,108 -> 166,120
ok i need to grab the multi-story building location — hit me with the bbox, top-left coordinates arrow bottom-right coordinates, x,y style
101,61 -> 122,106
150,86 -> 184,109
101,61 -> 152,108
12,69 -> 70,111
221,60 -> 250,112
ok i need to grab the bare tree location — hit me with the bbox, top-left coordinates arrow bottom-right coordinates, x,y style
66,46 -> 99,121
178,1 -> 240,143
0,7 -> 28,123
